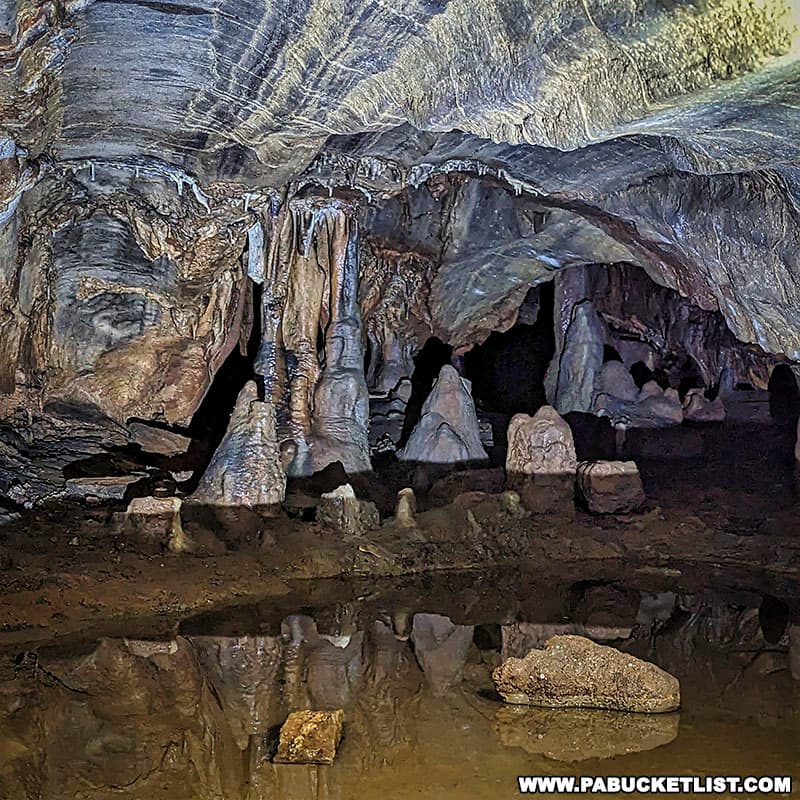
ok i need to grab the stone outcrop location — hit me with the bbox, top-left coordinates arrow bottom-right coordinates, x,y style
505,406 -> 576,517
595,377 -> 684,429
398,366 -> 488,465
394,488 -> 417,528
492,635 -> 680,713
125,496 -> 193,553
274,710 -> 345,765
191,382 -> 285,511
317,484 -> 380,536
128,422 -> 192,457
576,461 -> 646,515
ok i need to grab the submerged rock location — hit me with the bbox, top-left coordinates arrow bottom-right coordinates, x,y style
495,705 -> 679,762
505,406 -> 576,517
399,365 -> 488,464
317,484 -> 380,536
576,460 -> 646,514
191,382 -> 285,511
274,709 -> 344,765
492,635 -> 680,713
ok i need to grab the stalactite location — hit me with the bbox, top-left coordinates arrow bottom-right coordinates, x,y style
254,197 -> 371,477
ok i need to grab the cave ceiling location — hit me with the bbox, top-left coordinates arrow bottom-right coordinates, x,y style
2,0 -> 800,425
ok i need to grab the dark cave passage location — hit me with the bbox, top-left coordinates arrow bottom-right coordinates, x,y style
399,336 -> 453,445
463,283 -> 555,418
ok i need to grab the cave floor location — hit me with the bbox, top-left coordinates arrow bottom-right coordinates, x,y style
0,420 -> 798,652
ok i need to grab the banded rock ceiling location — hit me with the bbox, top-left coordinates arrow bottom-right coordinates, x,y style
2,0 -> 800,503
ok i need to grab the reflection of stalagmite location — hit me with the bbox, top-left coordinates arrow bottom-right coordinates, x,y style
254,198 -> 370,476
410,613 -> 474,696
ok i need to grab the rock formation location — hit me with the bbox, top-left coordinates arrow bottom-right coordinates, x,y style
317,484 -> 380,537
398,365 -> 488,465
505,406 -> 577,517
492,635 -> 681,713
274,710 -> 345,765
577,461 -> 647,515
1,0 -> 800,505
191,382 -> 285,511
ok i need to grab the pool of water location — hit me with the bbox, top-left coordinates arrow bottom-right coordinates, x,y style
0,567 -> 797,799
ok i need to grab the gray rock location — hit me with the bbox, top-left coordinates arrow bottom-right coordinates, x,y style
492,635 -> 680,713
410,613 -> 474,696
399,365 -> 488,464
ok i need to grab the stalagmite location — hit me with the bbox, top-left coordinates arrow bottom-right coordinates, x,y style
191,381 -> 286,511
398,365 -> 488,464
505,406 -> 577,518
576,461 -> 646,514
394,487 -> 417,528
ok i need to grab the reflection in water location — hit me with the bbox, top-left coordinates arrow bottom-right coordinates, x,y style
494,706 -> 680,762
0,579 -> 798,799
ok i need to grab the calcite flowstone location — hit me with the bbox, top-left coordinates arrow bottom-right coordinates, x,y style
492,635 -> 680,713
191,382 -> 285,511
494,705 -> 679,762
125,496 -> 193,553
398,365 -> 488,464
576,461 -> 646,514
317,484 -> 380,536
274,709 -> 344,765
505,406 -> 576,517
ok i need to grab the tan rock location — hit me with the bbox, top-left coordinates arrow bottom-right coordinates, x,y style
492,635 -> 680,713
683,389 -> 726,423
128,422 -> 192,456
495,705 -> 679,762
577,460 -> 646,514
317,484 -> 379,536
65,475 -> 142,502
191,382 -> 285,511
274,709 -> 344,765
394,487 -> 417,528
505,406 -> 576,517
125,496 -> 193,553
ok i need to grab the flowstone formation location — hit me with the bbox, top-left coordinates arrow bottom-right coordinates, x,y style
1,0 -> 800,505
